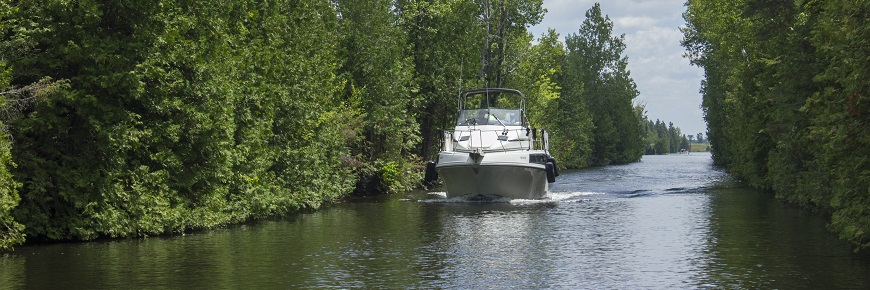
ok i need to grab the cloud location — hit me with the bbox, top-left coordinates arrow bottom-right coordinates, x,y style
613,16 -> 659,30
624,26 -> 682,54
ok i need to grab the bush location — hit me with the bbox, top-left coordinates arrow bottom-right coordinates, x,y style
0,125 -> 24,251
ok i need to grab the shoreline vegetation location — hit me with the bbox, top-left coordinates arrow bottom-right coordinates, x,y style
0,1 -> 666,251
683,0 -> 869,251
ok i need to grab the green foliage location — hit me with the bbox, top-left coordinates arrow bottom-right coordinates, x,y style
504,28 -> 592,168
477,0 -> 545,88
0,62 -> 25,251
683,0 -> 870,251
0,125 -> 24,251
396,0 -> 546,160
334,0 -> 422,189
375,159 -> 424,195
1,0 -> 356,241
0,1 -> 25,250
508,29 -> 563,128
641,118 -> 690,155
395,0 -> 482,159
557,3 -> 643,167
548,38 -> 593,169
808,0 -> 870,251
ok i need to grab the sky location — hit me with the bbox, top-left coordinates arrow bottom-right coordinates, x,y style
528,0 -> 708,138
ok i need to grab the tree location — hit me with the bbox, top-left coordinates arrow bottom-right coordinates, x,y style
683,0 -> 870,251
805,0 -> 870,251
0,59 -> 24,250
552,27 -> 594,168
680,135 -> 689,151
3,0 -> 357,241
335,0 -> 420,193
0,1 -> 70,249
640,117 -> 691,155
476,0 -> 545,88
397,0 -> 546,160
562,3 -> 642,166
396,0 -> 483,159
507,29 -> 563,128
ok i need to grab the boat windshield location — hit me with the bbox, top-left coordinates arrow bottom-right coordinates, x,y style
455,108 -> 522,126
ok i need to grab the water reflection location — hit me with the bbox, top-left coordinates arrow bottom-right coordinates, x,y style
2,153 -> 870,288
699,186 -> 870,288
419,202 -> 557,288
408,188 -> 719,288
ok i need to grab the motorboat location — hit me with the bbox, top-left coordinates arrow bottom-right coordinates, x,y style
423,88 -> 558,199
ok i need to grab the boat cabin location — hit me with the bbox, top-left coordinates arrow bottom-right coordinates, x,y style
444,88 -> 548,153
454,88 -> 527,128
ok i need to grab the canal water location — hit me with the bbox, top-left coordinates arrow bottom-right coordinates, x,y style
2,153 -> 869,288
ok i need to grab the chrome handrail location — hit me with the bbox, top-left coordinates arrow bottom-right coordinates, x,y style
441,128 -> 549,153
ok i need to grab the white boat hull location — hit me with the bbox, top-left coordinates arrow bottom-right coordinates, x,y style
435,151 -> 549,199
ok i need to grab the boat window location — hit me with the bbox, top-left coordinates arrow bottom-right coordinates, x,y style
461,92 -> 521,109
455,108 -> 522,126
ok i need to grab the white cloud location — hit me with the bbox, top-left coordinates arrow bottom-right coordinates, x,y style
613,16 -> 659,30
625,26 -> 682,54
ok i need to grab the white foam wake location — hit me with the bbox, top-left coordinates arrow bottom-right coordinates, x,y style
415,191 -> 605,204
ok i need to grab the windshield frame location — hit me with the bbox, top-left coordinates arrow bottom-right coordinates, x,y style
455,108 -> 524,126
455,88 -> 527,127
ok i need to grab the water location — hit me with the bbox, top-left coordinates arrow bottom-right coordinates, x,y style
2,153 -> 869,288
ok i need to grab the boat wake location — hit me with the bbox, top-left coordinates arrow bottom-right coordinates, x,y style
548,191 -> 606,202
408,186 -> 711,205
613,186 -> 711,197
415,191 -> 605,204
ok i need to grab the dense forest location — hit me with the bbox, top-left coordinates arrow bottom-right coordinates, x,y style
683,0 -> 869,251
641,117 -> 701,155
0,1 -> 676,250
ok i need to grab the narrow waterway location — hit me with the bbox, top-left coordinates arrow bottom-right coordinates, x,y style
2,153 -> 869,288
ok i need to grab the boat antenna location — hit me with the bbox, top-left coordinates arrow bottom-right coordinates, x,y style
458,58 -> 463,95
458,59 -> 463,111
486,87 -> 491,118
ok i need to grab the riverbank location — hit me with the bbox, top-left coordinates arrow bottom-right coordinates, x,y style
0,157 -> 424,253
689,143 -> 710,152
683,0 -> 870,252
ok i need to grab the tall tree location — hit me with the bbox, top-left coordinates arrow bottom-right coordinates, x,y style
476,0 -> 545,88
507,28 -> 563,128
335,0 -> 420,193
396,0 -> 483,159
4,0 -> 356,241
683,0 -> 870,251
0,59 -> 24,250
562,3 -> 642,166
805,0 -> 869,251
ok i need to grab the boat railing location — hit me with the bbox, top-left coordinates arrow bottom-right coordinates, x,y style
441,128 -> 550,153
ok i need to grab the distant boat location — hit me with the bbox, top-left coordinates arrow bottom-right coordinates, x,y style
423,88 -> 558,199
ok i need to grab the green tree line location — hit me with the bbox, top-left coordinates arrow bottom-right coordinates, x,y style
0,1 -> 645,250
641,117 -> 694,155
683,0 -> 869,251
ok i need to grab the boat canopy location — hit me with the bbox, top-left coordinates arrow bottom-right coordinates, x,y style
455,88 -> 526,127
455,108 -> 523,126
